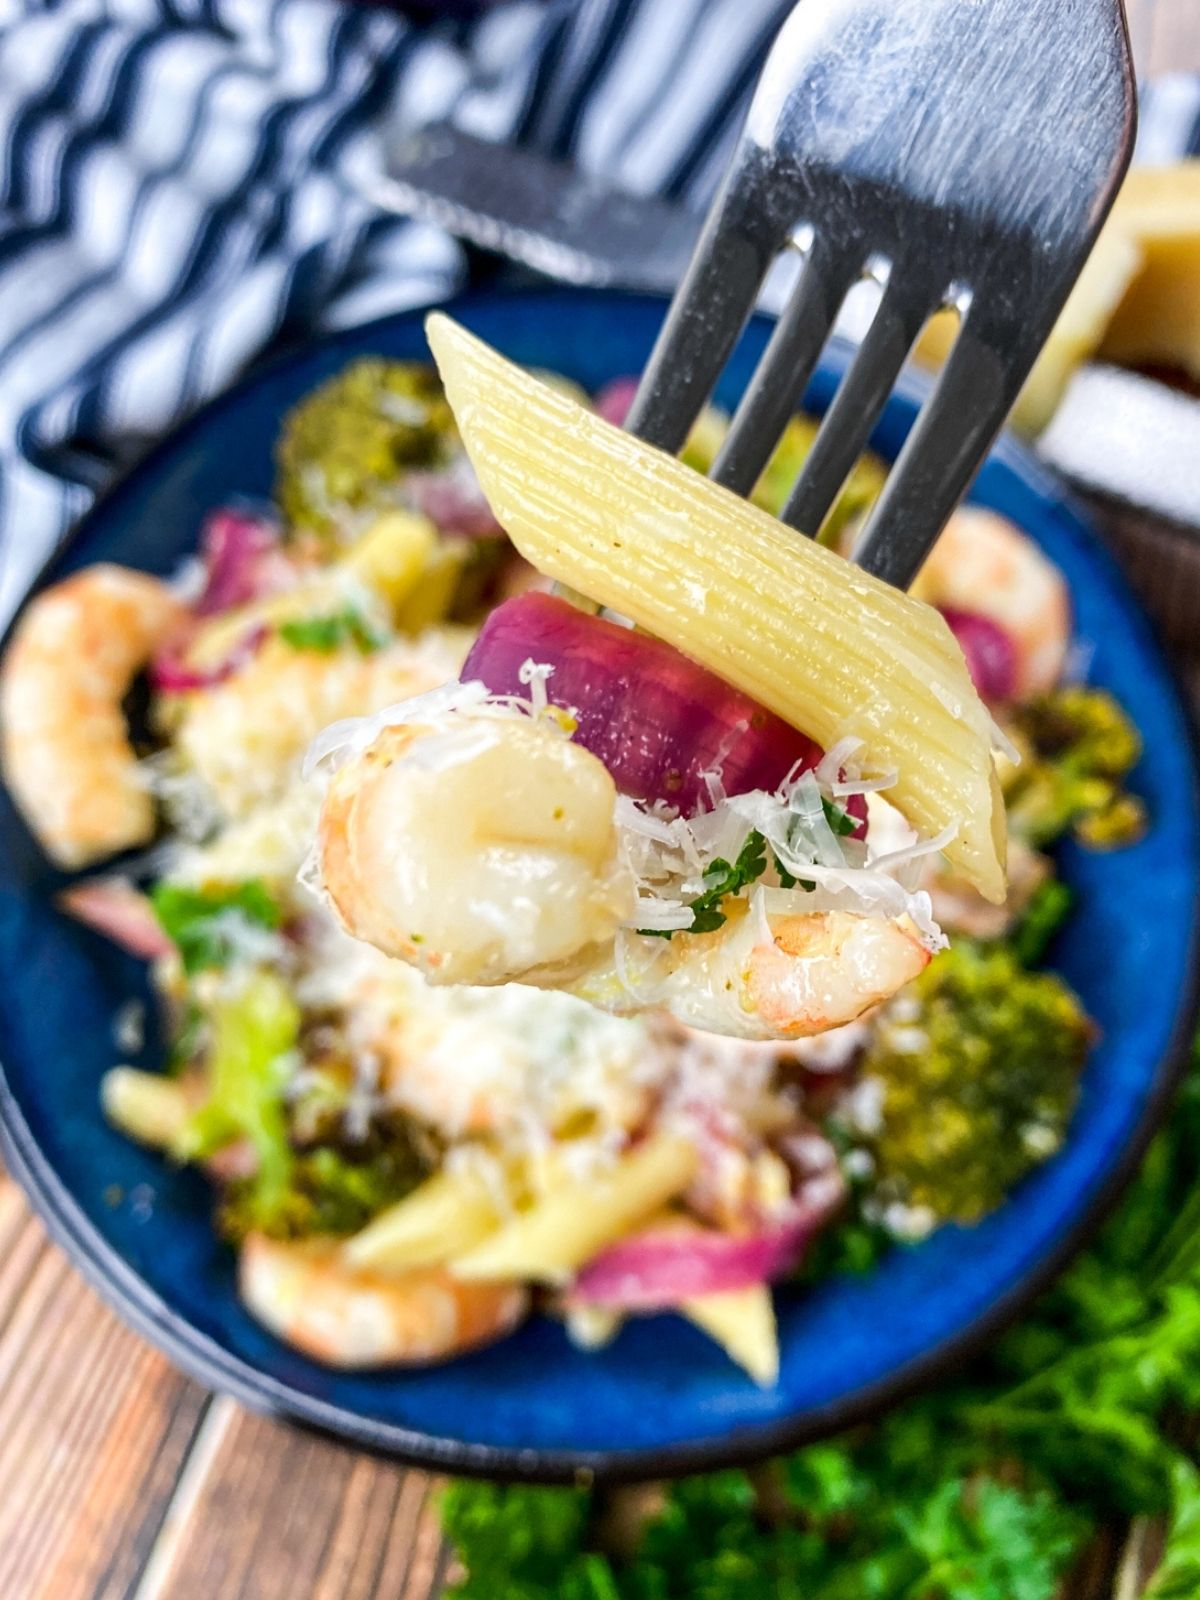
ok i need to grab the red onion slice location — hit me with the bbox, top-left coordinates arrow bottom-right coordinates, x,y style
462,591 -> 837,817
150,507 -> 287,691
593,376 -> 639,427
940,606 -> 1017,702
150,624 -> 268,693
196,507 -> 289,616
405,466 -> 505,539
60,879 -> 174,961
569,1178 -> 844,1309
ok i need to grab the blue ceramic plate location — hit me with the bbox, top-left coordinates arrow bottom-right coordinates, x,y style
2,289 -> 1198,1482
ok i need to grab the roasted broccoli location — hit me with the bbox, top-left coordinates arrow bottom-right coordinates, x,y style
163,969 -> 424,1240
1003,685 -> 1146,850
173,969 -> 300,1221
751,415 -> 886,544
856,941 -> 1092,1227
275,359 -> 454,543
219,1134 -> 428,1245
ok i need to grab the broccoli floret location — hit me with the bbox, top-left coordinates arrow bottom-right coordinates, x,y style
219,1134 -> 427,1245
1003,686 -> 1146,850
751,416 -> 885,544
276,359 -> 454,544
174,969 -> 300,1221
857,942 -> 1092,1226
674,409 -> 885,546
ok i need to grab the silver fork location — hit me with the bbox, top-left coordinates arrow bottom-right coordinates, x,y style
626,0 -> 1136,589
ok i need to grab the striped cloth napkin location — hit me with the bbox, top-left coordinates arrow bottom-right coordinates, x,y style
0,0 -> 1197,621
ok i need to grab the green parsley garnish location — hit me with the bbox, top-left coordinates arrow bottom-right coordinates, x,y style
639,830 -> 768,939
278,606 -> 384,654
822,795 -> 858,837
151,880 -> 282,975
639,799 -> 857,939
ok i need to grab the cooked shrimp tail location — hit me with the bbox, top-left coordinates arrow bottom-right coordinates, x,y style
239,1235 -> 529,1368
0,565 -> 188,867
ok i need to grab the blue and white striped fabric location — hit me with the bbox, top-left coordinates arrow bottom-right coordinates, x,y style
0,0 -> 1197,621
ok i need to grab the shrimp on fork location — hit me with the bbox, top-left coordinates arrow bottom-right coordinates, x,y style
317,714 -> 636,986
314,710 -> 931,1042
597,904 -> 930,1041
0,565 -> 188,868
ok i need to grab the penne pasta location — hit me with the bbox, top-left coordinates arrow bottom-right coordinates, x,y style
680,1284 -> 780,1387
342,1164 -> 512,1273
450,1133 -> 698,1285
101,1067 -> 192,1150
427,313 -> 1006,903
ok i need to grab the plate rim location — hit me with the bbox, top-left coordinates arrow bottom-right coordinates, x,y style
2,283 -> 1198,1484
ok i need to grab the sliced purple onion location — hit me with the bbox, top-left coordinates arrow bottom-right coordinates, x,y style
569,1182 -> 843,1308
406,466 -> 505,539
462,592 -> 834,816
196,507 -> 289,617
593,376 -> 639,427
150,624 -> 268,693
59,879 -> 174,961
940,606 -> 1018,702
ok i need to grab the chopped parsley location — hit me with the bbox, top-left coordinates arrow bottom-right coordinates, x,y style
151,880 -> 282,975
278,606 -> 384,654
640,830 -> 769,938
822,795 -> 858,837
639,798 -> 856,938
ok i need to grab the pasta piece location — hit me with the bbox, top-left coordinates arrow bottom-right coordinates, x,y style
427,313 -> 1006,903
342,1164 -> 511,1272
450,1134 -> 698,1285
101,1068 -> 191,1150
680,1284 -> 780,1387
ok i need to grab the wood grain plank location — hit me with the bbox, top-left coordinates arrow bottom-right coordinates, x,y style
136,1402 -> 447,1600
0,1174 -> 211,1600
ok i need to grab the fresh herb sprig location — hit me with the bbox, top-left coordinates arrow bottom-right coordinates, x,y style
278,606 -> 384,654
151,880 -> 282,975
639,799 -> 856,939
638,829 -> 768,938
441,1041 -> 1200,1600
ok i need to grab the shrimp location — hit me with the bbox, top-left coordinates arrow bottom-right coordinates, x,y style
577,904 -> 930,1042
911,507 -> 1070,698
316,713 -> 930,1042
318,715 -> 636,985
170,630 -> 467,820
0,564 -> 188,867
238,1234 -> 528,1367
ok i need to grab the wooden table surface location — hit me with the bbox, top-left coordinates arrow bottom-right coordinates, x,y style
3,7 -> 1199,1596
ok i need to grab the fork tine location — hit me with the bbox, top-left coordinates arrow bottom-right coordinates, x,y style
625,165 -> 784,454
709,234 -> 862,497
780,276 -> 935,536
850,302 -> 1042,590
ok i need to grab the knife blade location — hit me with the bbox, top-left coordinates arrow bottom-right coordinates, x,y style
367,123 -> 701,294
